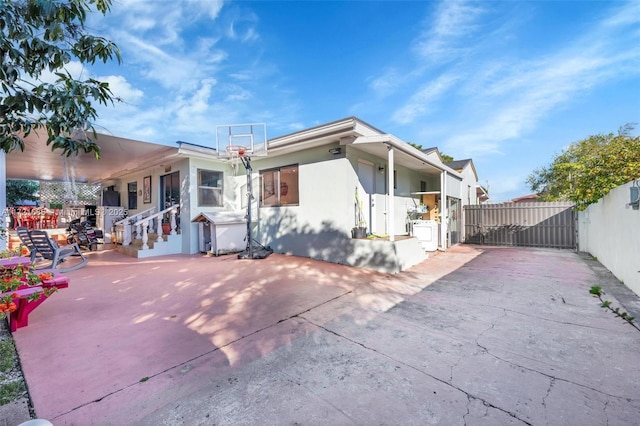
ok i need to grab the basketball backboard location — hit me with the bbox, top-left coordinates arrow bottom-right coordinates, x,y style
216,123 -> 267,159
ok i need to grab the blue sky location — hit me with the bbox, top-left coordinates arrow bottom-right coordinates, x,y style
80,0 -> 639,202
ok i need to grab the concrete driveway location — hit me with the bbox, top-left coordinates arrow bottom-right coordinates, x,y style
13,245 -> 640,425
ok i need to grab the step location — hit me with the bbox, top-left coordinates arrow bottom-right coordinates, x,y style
116,234 -> 182,258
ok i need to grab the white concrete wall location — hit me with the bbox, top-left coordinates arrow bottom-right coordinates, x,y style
253,144 -> 354,256
578,181 -> 640,296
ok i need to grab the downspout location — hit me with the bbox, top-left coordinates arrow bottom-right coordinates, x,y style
387,145 -> 395,242
440,170 -> 448,250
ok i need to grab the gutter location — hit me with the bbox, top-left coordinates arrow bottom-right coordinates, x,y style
268,118 -> 358,150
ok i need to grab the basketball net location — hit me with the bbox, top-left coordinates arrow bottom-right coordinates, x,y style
226,145 -> 247,174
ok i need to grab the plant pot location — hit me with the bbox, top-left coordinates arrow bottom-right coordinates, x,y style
351,227 -> 367,239
162,223 -> 171,235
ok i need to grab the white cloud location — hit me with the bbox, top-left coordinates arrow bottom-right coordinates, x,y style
391,73 -> 459,125
113,32 -> 208,92
199,0 -> 224,20
413,0 -> 486,63
175,79 -> 216,119
225,87 -> 252,102
101,75 -> 144,104
226,14 -> 259,43
601,0 -> 640,28
368,68 -> 401,96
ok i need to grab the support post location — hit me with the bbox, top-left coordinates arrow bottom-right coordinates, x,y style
387,145 -> 395,242
440,170 -> 448,250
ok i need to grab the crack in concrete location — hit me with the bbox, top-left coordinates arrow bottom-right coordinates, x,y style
477,338 -> 631,401
450,308 -> 507,384
462,394 -> 472,426
472,311 -> 634,403
603,399 -> 610,426
302,316 -> 533,426
474,303 -> 614,331
53,289 -> 356,420
541,377 -> 555,425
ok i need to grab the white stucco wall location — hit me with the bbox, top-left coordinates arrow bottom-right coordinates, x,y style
445,173 -> 463,199
252,144 -> 354,257
578,181 -> 640,296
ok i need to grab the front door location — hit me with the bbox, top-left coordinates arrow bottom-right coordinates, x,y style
160,172 -> 180,208
447,197 -> 461,246
357,161 -> 375,233
161,171 -> 180,230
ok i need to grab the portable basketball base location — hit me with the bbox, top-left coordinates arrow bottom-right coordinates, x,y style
237,155 -> 273,260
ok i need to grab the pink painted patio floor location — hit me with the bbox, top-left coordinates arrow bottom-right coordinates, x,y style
12,246 -> 418,422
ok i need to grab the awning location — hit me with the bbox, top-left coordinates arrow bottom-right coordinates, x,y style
5,131 -> 179,183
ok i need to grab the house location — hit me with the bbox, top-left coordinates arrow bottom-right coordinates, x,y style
476,186 -> 490,203
2,117 -> 481,273
510,193 -> 539,203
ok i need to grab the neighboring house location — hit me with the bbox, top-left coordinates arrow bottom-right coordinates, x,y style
3,117 -> 481,273
510,194 -> 539,203
476,186 -> 490,203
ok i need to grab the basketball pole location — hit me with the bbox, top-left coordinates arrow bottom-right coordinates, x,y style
237,154 -> 273,260
240,154 -> 253,257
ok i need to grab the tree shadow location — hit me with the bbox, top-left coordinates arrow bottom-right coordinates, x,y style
256,208 -> 425,273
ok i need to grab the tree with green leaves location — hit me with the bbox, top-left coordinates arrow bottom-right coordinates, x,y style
527,125 -> 640,210
440,153 -> 454,163
5,179 -> 38,206
0,0 -> 121,158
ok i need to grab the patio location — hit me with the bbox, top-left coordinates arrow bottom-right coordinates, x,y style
11,244 -> 640,424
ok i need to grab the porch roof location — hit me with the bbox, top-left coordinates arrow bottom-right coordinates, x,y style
5,131 -> 179,184
347,134 -> 461,178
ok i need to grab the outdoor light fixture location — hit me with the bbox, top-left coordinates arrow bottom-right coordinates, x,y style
328,147 -> 342,155
378,166 -> 385,174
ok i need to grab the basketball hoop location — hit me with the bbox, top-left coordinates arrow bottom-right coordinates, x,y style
226,145 -> 247,158
226,145 -> 248,172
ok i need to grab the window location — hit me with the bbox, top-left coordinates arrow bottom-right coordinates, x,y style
260,164 -> 299,207
198,169 -> 223,207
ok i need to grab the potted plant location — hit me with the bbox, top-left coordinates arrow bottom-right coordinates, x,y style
161,218 -> 171,235
351,226 -> 367,239
352,188 -> 368,239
